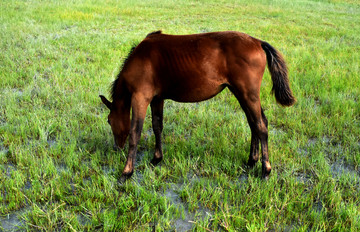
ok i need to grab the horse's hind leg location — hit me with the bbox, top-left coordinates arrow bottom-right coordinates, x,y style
229,86 -> 271,178
245,103 -> 271,178
150,97 -> 164,165
248,107 -> 268,167
259,107 -> 270,177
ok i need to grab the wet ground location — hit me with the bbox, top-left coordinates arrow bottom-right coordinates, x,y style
1,134 -> 359,231
0,208 -> 28,231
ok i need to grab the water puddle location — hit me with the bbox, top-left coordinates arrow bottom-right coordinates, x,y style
12,88 -> 24,96
102,165 -> 115,175
0,142 -> 9,156
77,212 -> 91,226
164,182 -> 213,231
24,180 -> 32,190
0,207 -> 28,231
313,201 -> 323,213
330,160 -> 358,181
55,163 -> 68,174
295,172 -> 312,184
297,138 -> 317,157
308,138 -> 317,146
165,186 -> 183,206
165,187 -> 194,231
135,151 -> 147,165
133,172 -> 144,186
11,89 -> 25,104
47,139 -> 57,148
3,163 -> 16,178
238,173 -> 248,184
298,136 -> 343,158
269,222 -> 300,232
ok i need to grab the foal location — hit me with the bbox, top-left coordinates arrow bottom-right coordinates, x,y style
100,31 -> 295,180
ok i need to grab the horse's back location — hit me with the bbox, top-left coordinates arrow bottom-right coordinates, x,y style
121,31 -> 266,102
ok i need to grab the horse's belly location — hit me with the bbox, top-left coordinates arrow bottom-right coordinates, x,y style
164,81 -> 226,103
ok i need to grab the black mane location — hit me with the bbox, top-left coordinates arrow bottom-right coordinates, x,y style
111,31 -> 162,100
111,45 -> 137,100
146,30 -> 162,37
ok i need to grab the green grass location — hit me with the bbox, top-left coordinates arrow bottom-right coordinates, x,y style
1,0 -> 359,231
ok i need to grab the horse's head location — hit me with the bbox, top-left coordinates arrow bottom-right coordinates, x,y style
100,95 -> 130,150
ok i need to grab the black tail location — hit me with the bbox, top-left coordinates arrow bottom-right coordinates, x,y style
261,41 -> 295,106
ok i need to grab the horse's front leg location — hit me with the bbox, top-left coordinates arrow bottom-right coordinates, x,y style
121,93 -> 150,179
150,98 -> 164,165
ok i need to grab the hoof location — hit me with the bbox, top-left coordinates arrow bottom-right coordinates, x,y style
119,171 -> 134,183
247,159 -> 258,168
150,157 -> 163,166
262,162 -> 271,179
262,172 -> 270,180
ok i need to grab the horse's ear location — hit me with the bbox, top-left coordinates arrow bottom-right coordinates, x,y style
99,95 -> 113,110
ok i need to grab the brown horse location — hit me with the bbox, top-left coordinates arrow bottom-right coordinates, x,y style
100,30 -> 295,180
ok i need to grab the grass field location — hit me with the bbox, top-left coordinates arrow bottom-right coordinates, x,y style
1,0 -> 359,231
